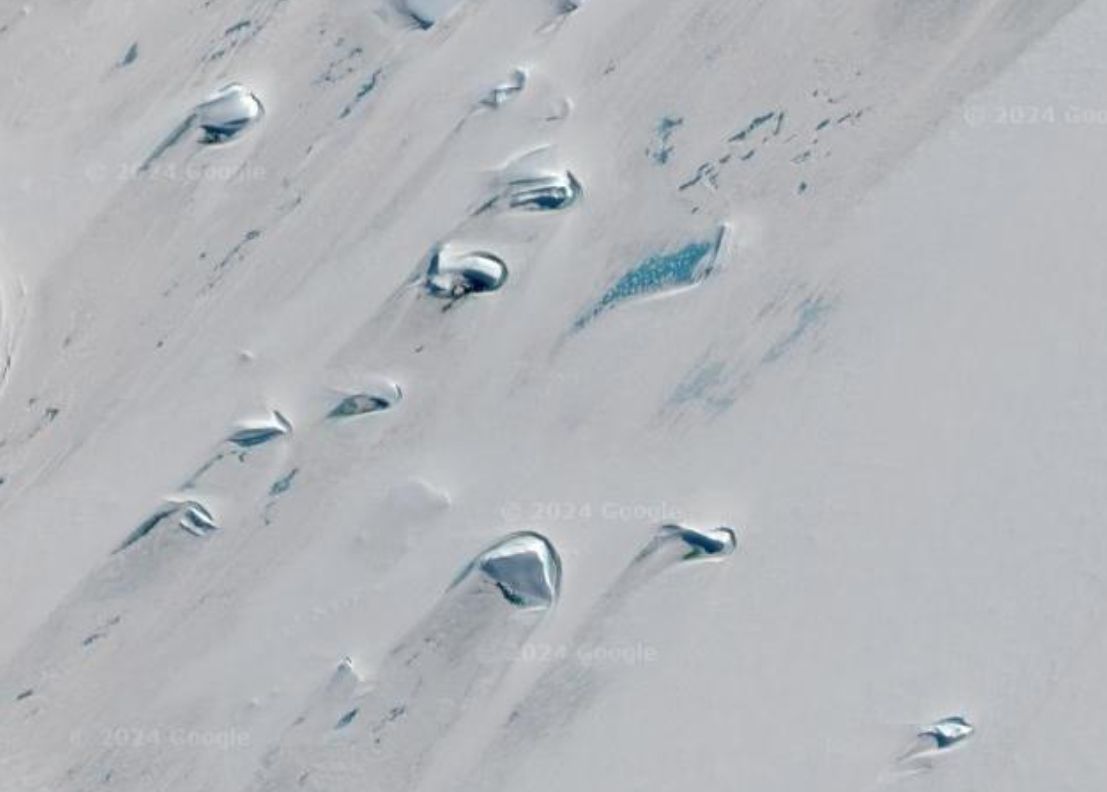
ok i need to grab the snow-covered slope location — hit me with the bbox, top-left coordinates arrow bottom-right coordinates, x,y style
4,0 -> 1107,790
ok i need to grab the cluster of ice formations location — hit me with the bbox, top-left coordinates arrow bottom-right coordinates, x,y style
453,532 -> 562,610
425,245 -> 508,298
177,501 -> 218,538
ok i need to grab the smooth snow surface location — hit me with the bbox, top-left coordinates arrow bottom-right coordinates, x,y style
3,0 -> 1107,791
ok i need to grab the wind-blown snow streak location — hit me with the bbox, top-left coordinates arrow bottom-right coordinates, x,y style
461,525 -> 736,791
250,533 -> 561,792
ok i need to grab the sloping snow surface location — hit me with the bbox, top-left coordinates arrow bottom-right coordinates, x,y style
3,1 -> 1107,790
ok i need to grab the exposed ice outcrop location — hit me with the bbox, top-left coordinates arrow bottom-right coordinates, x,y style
891,715 -> 976,776
918,716 -> 975,750
400,0 -> 464,29
196,83 -> 264,143
453,532 -> 562,610
177,502 -> 218,537
648,523 -> 737,561
425,246 -> 508,298
140,83 -> 264,170
479,147 -> 583,213
503,171 -> 582,211
114,499 -> 219,551
328,381 -> 403,418
227,410 -> 292,448
481,68 -> 527,108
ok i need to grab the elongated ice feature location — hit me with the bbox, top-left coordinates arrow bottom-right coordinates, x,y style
115,507 -> 176,552
228,410 -> 291,447
426,246 -> 507,298
329,381 -> 403,418
454,532 -> 562,610
196,83 -> 264,143
919,716 -> 975,749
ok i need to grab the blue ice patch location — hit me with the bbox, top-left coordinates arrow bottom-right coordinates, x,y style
574,227 -> 725,330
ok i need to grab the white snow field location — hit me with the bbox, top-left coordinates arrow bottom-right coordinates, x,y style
3,0 -> 1107,790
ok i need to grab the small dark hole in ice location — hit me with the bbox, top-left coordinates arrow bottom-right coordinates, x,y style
228,410 -> 291,447
15,688 -> 33,701
196,83 -> 264,143
425,247 -> 507,299
335,708 -> 359,729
